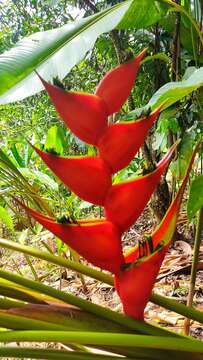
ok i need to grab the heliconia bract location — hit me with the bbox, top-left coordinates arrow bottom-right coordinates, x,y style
105,142 -> 178,232
98,107 -> 161,173
115,249 -> 167,320
95,49 -> 147,115
37,49 -> 146,146
38,74 -> 108,145
18,201 -> 124,274
114,144 -> 199,320
20,49 -> 198,321
32,145 -> 112,206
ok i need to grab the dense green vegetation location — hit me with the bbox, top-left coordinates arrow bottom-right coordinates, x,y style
0,0 -> 203,358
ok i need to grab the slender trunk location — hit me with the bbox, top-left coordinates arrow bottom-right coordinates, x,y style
171,0 -> 181,82
148,24 -> 172,222
154,23 -> 161,90
199,0 -> 203,56
151,0 -> 181,230
82,0 -> 97,12
110,29 -> 135,110
169,0 -> 181,202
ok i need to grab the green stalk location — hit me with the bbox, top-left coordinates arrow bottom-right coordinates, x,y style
0,331 -> 203,353
0,269 -> 181,338
194,0 -> 200,21
24,254 -> 39,281
184,206 -> 203,335
0,283 -> 45,304
141,53 -> 171,65
41,239 -> 55,253
0,309 -> 135,358
0,298 -> 25,309
0,238 -> 113,285
151,293 -> 203,324
11,258 -> 23,276
0,305 -> 148,356
2,239 -> 203,325
69,248 -> 87,291
190,18 -> 198,67
0,305 -> 131,334
0,347 -> 137,360
0,312 -> 71,331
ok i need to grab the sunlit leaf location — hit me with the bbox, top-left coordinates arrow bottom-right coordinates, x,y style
0,0 -> 169,104
118,0 -> 167,29
149,67 -> 203,110
187,175 -> 203,221
0,1 -> 131,104
171,130 -> 196,180
44,125 -> 65,156
127,66 -> 203,119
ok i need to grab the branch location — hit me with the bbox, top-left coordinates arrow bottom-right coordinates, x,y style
82,0 -> 97,13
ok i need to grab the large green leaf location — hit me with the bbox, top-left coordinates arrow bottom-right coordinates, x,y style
0,0 -> 169,104
0,2 -> 130,104
148,66 -> 203,110
118,0 -> 167,29
127,66 -> 203,119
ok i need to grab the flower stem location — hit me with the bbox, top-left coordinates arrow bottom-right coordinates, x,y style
151,292 -> 203,324
183,206 -> 203,335
0,331 -> 202,353
2,238 -> 203,326
0,269 -> 181,338
0,347 -> 133,360
0,297 -> 25,309
0,238 -> 112,285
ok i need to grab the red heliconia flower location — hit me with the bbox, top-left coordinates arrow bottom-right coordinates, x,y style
114,144 -> 198,320
32,145 -> 112,206
19,202 -> 124,274
38,50 -> 146,146
15,47 -> 200,326
95,49 -> 147,115
105,142 -> 178,232
98,107 -> 161,173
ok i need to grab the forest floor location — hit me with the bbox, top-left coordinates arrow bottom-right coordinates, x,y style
1,202 -> 203,360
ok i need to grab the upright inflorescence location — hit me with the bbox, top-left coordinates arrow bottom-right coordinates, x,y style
22,50 -> 198,321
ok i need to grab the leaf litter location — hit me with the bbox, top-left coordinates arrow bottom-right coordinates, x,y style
1,202 -> 203,360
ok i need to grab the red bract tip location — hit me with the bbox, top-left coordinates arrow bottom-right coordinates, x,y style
19,202 -> 124,274
98,107 -> 160,173
105,142 -> 178,232
32,145 -> 112,206
115,142 -> 199,320
95,49 -> 147,115
38,75 -> 108,145
115,247 -> 167,321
